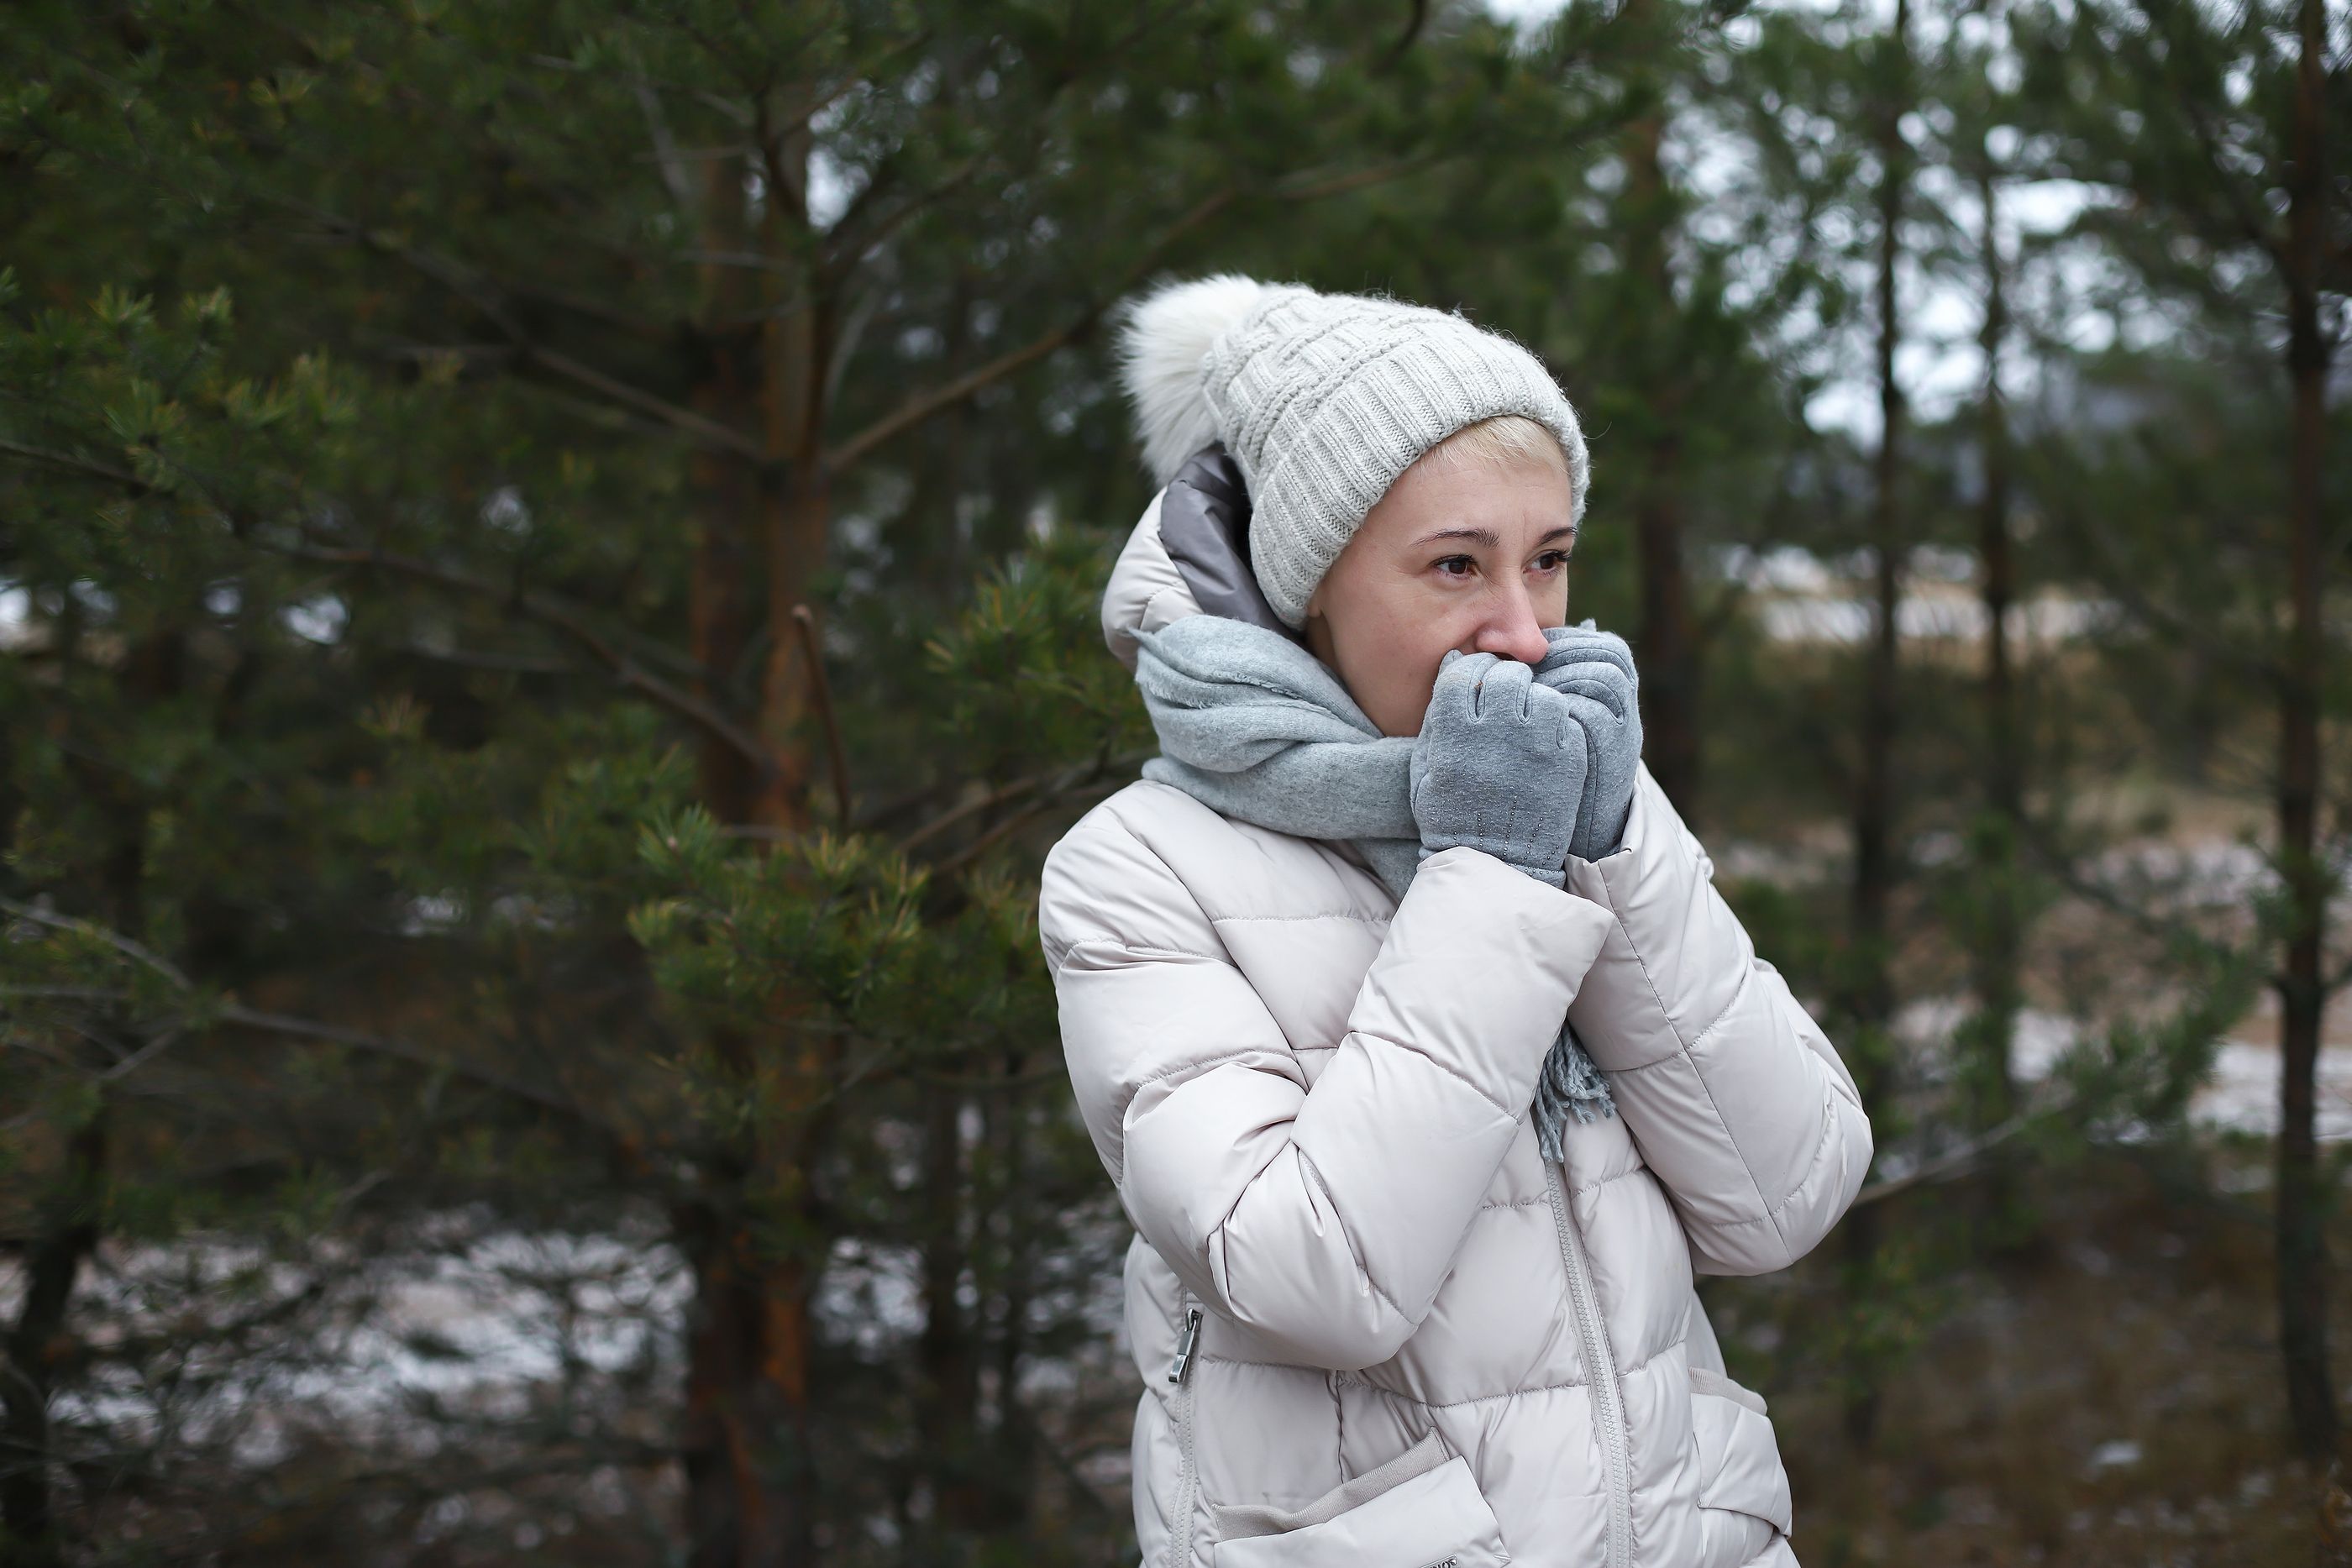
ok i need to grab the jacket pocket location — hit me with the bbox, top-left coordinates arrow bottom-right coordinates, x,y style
1209,1433 -> 1509,1568
1688,1366 -> 1793,1566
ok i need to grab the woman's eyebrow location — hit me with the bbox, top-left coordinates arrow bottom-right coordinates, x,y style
1411,523 -> 1578,549
1414,525 -> 1502,548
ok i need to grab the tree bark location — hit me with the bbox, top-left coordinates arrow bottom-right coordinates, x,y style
1623,94 -> 1703,826
2273,0 -> 2335,1467
0,1118 -> 103,1568
1971,150 -> 2022,1140
916,1086 -> 984,1533
984,1081 -> 1038,1530
677,134 -> 824,1565
1843,0 -> 1909,1452
1,624 -> 171,1562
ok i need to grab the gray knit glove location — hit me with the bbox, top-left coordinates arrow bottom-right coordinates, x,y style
1410,651 -> 1587,889
1533,621 -> 1642,863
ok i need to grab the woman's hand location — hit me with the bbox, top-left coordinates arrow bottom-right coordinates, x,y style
1533,623 -> 1642,863
1410,651 -> 1587,887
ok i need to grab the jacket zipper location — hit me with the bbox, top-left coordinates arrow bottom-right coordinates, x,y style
1168,1295 -> 1204,1566
1548,1157 -> 1631,1568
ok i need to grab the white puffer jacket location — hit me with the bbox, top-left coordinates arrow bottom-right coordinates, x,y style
1039,490 -> 1874,1568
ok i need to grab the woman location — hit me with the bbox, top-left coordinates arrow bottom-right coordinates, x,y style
1038,276 -> 1872,1568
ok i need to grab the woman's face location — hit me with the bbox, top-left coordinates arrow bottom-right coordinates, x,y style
1302,444 -> 1576,737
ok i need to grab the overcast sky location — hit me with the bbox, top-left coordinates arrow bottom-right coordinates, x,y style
1483,0 -> 2109,443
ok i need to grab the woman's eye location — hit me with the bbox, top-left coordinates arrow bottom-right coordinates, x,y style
1531,551 -> 1570,574
1434,555 -> 1476,579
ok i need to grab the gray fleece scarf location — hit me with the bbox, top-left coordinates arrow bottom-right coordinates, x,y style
1134,613 -> 1614,1158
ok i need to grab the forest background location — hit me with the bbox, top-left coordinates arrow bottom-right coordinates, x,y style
1,0 -> 2346,1564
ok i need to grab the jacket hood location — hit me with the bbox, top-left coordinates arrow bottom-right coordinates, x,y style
1100,445 -> 1304,671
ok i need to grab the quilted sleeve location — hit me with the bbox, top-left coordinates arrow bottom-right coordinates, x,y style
1563,766 -> 1875,1276
1041,792 -> 1615,1369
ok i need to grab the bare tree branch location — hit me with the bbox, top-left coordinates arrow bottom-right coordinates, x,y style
1849,1111 -> 2036,1209
1383,0 -> 1430,66
633,79 -> 697,208
791,605 -> 854,823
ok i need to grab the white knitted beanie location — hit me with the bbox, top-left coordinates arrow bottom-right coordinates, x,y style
1115,275 -> 1590,629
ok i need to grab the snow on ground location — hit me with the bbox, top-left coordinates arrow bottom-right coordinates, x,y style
5,1214 -> 1130,1471
2187,1041 -> 2352,1143
1895,995 -> 2352,1142
11,928 -> 2339,1460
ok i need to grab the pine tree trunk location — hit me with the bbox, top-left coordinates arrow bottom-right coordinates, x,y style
1843,0 -> 1909,1451
0,1117 -> 102,1568
1624,100 -> 1703,826
677,131 -> 827,1565
755,292 -> 829,831
917,1087 -> 984,1534
3,627 -> 171,1561
1972,153 -> 2021,1140
985,1083 -> 1038,1530
2273,0 -> 2335,1466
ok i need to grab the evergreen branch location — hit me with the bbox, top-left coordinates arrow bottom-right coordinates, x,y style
514,281 -> 679,345
288,202 -> 764,461
827,158 -> 1429,469
515,337 -> 763,463
825,305 -> 1110,471
671,249 -> 809,275
1277,154 -> 1442,204
0,898 -> 192,988
2014,814 -> 2252,962
2174,71 -> 2289,270
393,641 -> 577,676
848,778 -> 962,834
272,541 -> 775,781
2044,480 -> 2281,684
0,437 -> 152,493
815,9 -> 1186,271
819,156 -> 984,278
0,947 -> 610,1131
896,751 -> 1152,853
929,774 -> 1129,879
213,1003 -> 595,1123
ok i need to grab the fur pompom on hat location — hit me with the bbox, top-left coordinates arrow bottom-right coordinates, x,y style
1115,275 -> 1590,630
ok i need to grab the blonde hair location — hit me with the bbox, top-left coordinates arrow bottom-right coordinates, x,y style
1415,414 -> 1572,479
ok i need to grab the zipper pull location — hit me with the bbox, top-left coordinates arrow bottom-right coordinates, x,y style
1168,1306 -> 1203,1385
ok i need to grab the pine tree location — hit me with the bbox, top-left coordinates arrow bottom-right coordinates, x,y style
2017,0 -> 2350,1464
0,3 -> 1640,1560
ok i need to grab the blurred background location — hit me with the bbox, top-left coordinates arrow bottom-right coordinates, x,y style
0,1 -> 2345,1563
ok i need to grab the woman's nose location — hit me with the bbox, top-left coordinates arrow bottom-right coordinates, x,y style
1471,589 -> 1552,667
